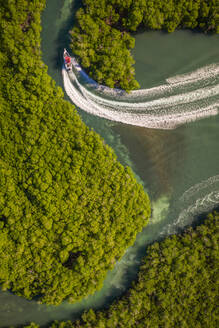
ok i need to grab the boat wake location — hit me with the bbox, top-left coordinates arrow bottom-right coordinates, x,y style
62,58 -> 219,129
160,175 -> 219,236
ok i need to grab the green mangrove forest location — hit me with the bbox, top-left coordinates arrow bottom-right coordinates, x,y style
1,0 -> 219,327
23,211 -> 219,327
70,0 -> 219,91
0,0 -> 150,306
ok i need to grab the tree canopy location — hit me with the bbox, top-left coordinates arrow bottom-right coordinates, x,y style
70,0 -> 219,91
0,0 -> 150,305
28,211 -> 218,327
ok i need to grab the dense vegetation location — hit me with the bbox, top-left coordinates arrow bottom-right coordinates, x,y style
0,0 -> 150,305
71,0 -> 219,91
25,211 -> 219,328
70,9 -> 140,91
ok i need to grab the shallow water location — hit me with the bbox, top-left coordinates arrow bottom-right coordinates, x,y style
1,0 -> 219,326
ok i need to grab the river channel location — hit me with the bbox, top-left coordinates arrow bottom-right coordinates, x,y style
1,0 -> 219,326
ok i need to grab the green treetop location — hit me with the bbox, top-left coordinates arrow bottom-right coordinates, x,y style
70,0 -> 219,91
38,211 -> 218,327
0,0 -> 150,305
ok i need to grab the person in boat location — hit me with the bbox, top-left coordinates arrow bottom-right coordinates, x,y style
65,56 -> 71,65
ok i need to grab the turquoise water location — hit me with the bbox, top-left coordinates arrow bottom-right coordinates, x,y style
0,0 -> 219,326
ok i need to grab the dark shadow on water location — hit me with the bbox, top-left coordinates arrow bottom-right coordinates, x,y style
55,0 -> 82,70
191,205 -> 219,229
131,25 -> 216,37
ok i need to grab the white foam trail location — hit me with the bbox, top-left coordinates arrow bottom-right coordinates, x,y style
180,175 -> 219,202
159,175 -> 219,236
74,71 -> 219,111
175,191 -> 219,227
73,57 -> 219,98
62,59 -> 219,129
64,69 -> 218,129
159,189 -> 219,237
166,64 -> 219,85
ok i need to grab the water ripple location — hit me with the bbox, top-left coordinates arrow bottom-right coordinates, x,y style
62,59 -> 219,129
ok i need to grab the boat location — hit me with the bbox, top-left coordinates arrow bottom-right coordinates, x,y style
63,48 -> 72,71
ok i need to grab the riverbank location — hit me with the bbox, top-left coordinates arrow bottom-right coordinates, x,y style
0,0 -> 150,308
70,0 -> 218,91
1,0 -> 219,326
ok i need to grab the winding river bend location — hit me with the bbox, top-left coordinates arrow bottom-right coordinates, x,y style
1,0 -> 219,326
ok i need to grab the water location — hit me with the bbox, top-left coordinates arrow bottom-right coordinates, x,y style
63,64 -> 219,129
1,0 -> 219,326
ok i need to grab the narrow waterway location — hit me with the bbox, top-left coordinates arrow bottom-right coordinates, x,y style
1,0 -> 219,326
